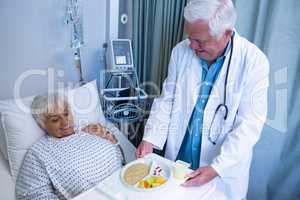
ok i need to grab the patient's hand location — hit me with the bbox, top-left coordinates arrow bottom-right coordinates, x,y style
82,123 -> 118,144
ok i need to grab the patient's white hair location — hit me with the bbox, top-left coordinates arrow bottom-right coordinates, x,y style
31,92 -> 69,128
184,0 -> 237,38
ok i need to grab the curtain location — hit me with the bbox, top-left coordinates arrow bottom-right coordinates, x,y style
231,0 -> 300,199
131,0 -> 187,147
132,0 -> 187,95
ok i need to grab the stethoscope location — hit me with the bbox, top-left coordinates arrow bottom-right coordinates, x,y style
208,33 -> 234,145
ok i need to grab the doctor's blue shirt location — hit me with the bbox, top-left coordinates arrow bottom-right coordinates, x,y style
176,38 -> 232,170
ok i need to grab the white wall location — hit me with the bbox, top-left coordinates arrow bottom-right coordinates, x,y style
0,0 -> 107,100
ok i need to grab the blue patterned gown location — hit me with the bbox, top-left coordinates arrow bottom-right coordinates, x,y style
15,131 -> 122,200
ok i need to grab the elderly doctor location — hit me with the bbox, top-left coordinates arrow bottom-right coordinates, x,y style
136,0 -> 269,199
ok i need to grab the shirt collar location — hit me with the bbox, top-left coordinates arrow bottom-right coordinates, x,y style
221,31 -> 235,58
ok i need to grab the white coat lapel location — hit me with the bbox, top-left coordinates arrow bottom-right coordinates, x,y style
177,53 -> 202,148
202,46 -> 231,136
202,32 -> 239,138
184,54 -> 202,115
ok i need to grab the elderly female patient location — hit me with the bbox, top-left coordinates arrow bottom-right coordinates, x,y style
15,93 -> 124,200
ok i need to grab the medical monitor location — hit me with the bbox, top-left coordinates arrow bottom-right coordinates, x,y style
107,39 -> 134,70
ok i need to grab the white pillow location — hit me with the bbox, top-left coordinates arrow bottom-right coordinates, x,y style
0,80 -> 105,181
68,80 -> 106,129
0,96 -> 45,181
0,114 -> 9,160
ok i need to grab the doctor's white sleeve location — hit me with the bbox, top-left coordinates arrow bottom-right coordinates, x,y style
211,55 -> 270,177
143,49 -> 178,150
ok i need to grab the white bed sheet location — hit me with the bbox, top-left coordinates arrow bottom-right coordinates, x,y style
0,150 -> 15,200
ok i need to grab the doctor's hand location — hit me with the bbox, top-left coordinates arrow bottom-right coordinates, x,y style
181,166 -> 218,187
135,140 -> 154,158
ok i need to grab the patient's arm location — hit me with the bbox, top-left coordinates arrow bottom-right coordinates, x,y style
15,150 -> 59,200
82,123 -> 126,165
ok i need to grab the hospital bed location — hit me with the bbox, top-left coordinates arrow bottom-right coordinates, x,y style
0,80 -> 136,200
0,150 -> 15,200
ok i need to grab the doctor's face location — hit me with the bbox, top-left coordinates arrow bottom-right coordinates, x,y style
185,20 -> 231,63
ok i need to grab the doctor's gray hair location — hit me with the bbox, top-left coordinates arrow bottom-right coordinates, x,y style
31,92 -> 70,128
184,0 -> 237,39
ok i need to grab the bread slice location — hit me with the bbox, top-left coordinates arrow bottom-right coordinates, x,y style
123,163 -> 149,185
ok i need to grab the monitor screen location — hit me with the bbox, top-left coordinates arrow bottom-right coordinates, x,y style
112,40 -> 132,66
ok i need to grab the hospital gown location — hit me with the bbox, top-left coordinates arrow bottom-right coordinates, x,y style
15,131 -> 122,200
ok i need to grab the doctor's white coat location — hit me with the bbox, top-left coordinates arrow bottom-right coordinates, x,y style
143,32 -> 269,199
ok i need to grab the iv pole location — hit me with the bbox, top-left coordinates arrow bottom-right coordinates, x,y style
74,48 -> 84,84
66,0 -> 85,85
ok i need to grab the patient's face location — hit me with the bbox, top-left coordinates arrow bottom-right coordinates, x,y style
43,104 -> 75,138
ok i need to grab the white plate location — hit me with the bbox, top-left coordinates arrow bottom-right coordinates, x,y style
119,157 -> 171,192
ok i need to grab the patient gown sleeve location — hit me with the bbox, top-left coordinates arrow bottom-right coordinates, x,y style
15,149 -> 59,200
